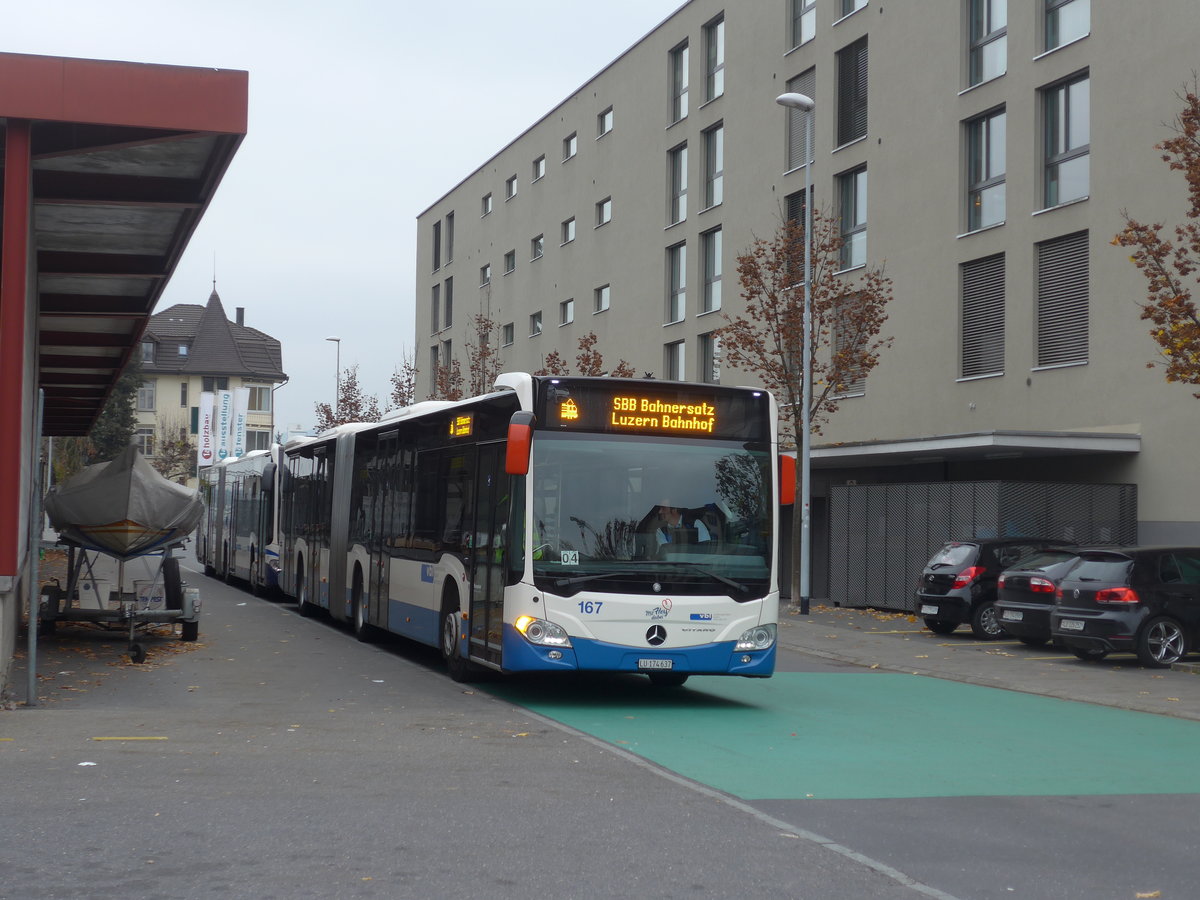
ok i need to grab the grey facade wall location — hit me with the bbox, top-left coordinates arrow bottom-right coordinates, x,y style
416,0 -> 1200,576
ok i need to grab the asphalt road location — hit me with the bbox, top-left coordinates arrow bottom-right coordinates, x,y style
5,557 -> 1199,900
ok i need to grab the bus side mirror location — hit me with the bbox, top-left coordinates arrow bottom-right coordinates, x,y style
505,411 -> 537,475
780,455 -> 796,506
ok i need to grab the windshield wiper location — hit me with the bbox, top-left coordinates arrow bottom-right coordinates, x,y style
665,562 -> 748,593
553,570 -> 642,588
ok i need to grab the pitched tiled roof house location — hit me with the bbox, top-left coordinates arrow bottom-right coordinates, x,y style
137,289 -> 286,485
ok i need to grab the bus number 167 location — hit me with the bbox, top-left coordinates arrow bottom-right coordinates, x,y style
578,601 -> 604,615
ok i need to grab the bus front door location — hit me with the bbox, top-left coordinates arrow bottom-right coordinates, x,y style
468,443 -> 507,667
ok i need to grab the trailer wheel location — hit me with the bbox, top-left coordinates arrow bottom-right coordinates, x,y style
180,620 -> 199,642
129,643 -> 147,664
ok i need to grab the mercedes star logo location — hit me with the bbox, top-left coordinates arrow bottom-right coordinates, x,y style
646,625 -> 667,646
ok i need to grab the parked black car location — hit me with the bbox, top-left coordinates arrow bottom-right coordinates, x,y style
1051,546 -> 1200,667
995,548 -> 1084,646
915,538 -> 1075,639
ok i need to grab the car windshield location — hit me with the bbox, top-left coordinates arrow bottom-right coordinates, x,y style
1010,549 -> 1078,571
529,432 -> 771,598
925,543 -> 977,569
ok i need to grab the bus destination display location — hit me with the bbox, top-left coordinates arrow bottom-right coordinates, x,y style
608,395 -> 716,433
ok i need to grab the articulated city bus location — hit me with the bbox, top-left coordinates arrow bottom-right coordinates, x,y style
277,373 -> 791,684
197,446 -> 283,595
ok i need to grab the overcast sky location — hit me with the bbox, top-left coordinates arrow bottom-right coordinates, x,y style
10,0 -> 688,433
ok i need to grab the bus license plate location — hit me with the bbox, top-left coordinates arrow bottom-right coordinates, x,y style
638,659 -> 673,670
1060,619 -> 1084,631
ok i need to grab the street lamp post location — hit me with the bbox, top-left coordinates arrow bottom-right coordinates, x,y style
325,336 -> 341,419
776,91 -> 815,615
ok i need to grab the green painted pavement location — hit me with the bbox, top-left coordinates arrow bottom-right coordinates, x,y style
488,672 -> 1200,800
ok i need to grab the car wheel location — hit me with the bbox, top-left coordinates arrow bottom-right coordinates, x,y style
1136,616 -> 1187,668
970,601 -> 1006,640
1071,646 -> 1107,662
923,618 -> 958,635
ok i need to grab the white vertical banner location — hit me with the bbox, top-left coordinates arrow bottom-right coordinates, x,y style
198,391 -> 216,468
215,390 -> 234,461
231,386 -> 250,458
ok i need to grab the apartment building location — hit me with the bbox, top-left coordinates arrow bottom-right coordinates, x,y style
416,0 -> 1200,598
137,290 -> 286,486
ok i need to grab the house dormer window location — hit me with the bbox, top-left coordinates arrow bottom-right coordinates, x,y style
141,340 -> 156,363
178,343 -> 189,357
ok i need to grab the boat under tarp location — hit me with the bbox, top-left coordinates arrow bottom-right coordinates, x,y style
45,445 -> 204,560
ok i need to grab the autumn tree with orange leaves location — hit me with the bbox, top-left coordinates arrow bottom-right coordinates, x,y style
314,364 -> 382,430
718,208 -> 894,445
718,208 -> 893,607
1114,80 -> 1200,396
535,331 -> 636,378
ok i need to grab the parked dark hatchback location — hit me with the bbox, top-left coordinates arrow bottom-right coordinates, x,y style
1051,546 -> 1200,667
994,548 -> 1084,646
915,538 -> 1075,639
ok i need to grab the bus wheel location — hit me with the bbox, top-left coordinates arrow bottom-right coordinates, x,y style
352,569 -> 372,642
440,594 -> 472,683
648,672 -> 689,687
296,566 -> 313,618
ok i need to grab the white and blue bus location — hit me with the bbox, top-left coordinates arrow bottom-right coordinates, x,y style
197,446 -> 284,595
277,373 -> 791,685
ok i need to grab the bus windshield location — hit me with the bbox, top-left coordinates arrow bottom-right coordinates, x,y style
530,432 -> 772,599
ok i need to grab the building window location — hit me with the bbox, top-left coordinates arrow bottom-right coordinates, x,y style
833,297 -> 868,396
441,339 -> 452,370
482,193 -> 493,216
1044,72 -> 1089,207
704,15 -> 724,101
699,333 -> 722,384
141,340 -> 155,363
531,235 -> 544,260
202,377 -> 229,392
429,344 -> 440,377
961,253 -> 1006,378
445,212 -> 454,263
836,37 -> 868,146
669,143 -> 688,224
504,250 -> 516,274
665,341 -> 686,380
533,155 -> 546,182
840,0 -> 867,16
444,278 -> 453,328
180,382 -> 188,407
246,429 -> 271,452
594,284 -> 611,314
248,385 -> 272,412
967,108 -> 1006,231
790,0 -> 815,49
560,298 -> 574,326
530,311 -> 543,336
1046,0 -> 1089,51
431,283 -> 440,332
838,166 -> 868,269
596,196 -> 612,226
502,322 -> 514,346
598,106 -> 613,137
1036,231 -> 1089,367
505,175 -> 517,199
563,132 -> 577,161
134,426 -> 155,457
969,0 -> 1007,87
703,124 -> 724,209
667,243 -> 687,323
432,220 -> 442,271
702,227 -> 723,313
137,379 -> 156,412
480,263 -> 491,286
670,41 -> 689,123
561,217 -> 576,244
785,69 -> 816,171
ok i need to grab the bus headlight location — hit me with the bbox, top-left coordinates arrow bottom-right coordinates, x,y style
735,623 -> 776,651
514,615 -> 572,648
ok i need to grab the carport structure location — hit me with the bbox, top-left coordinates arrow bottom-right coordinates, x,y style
0,52 -> 248,691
